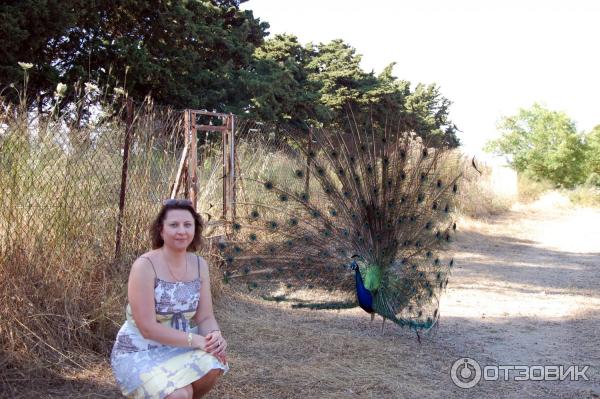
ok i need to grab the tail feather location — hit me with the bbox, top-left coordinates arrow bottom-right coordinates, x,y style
217,114 -> 463,331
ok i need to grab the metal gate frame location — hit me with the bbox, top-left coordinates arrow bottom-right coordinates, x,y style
171,109 -> 236,221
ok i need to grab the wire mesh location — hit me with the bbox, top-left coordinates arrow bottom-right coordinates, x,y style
0,101 -> 188,265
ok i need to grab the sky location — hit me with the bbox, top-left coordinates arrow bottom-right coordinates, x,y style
241,0 -> 600,157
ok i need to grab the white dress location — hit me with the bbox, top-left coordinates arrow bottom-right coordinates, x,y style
111,256 -> 228,398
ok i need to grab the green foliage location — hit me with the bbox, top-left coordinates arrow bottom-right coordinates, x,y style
585,172 -> 600,188
305,40 -> 458,145
485,104 -> 587,188
0,1 -> 77,106
2,4 -> 458,146
249,35 -> 459,145
306,39 -> 373,110
584,125 -> 600,178
1,0 -> 267,112
245,34 -> 326,127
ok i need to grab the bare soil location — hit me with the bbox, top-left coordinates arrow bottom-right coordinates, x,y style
10,199 -> 600,398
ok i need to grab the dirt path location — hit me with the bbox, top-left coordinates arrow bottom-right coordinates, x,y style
208,200 -> 599,398
435,201 -> 600,398
26,202 -> 600,398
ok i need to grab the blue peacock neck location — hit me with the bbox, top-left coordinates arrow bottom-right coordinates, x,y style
353,262 -> 374,314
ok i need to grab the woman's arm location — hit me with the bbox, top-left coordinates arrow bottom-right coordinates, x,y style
128,257 -> 206,349
193,257 -> 227,360
193,256 -> 220,335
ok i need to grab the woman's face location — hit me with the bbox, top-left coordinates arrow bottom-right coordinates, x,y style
160,209 -> 195,251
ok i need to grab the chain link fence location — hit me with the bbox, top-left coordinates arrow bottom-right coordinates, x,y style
0,96 -> 295,382
0,100 -> 191,264
0,99 -> 213,380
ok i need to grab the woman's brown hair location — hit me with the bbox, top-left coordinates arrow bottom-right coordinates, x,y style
149,201 -> 204,251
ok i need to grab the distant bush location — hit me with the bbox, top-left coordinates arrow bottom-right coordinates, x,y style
585,172 -> 600,188
568,184 -> 600,208
517,174 -> 555,203
485,104 -> 587,188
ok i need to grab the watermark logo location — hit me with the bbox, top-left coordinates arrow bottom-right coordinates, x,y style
450,358 -> 590,388
451,357 -> 482,388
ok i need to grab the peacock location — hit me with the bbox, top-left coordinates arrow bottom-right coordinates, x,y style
215,113 -> 466,337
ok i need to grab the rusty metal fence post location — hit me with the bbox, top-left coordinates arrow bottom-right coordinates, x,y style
114,98 -> 134,260
221,118 -> 228,220
229,114 -> 236,222
189,111 -> 198,210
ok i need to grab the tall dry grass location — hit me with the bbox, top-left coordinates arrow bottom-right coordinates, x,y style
0,97 -> 192,386
0,106 -> 300,388
567,185 -> 600,207
455,157 -> 514,218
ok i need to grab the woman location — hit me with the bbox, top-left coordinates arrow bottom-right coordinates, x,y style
111,199 -> 229,398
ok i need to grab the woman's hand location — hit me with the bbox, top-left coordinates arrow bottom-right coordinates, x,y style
191,334 -> 207,350
204,330 -> 227,361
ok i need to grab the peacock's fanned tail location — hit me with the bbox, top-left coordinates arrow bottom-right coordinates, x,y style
218,115 -> 462,331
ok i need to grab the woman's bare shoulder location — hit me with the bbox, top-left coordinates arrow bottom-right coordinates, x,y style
130,250 -> 160,276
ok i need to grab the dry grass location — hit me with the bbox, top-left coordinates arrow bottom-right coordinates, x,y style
516,174 -> 555,203
567,185 -> 600,208
211,291 -> 435,398
455,156 -> 513,218
0,98 -> 187,390
202,204 -> 600,399
5,204 -> 600,398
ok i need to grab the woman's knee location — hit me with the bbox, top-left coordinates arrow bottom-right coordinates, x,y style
192,368 -> 223,390
166,384 -> 193,399
205,368 -> 223,382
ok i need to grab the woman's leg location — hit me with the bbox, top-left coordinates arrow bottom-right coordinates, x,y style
191,369 -> 223,398
165,384 -> 193,399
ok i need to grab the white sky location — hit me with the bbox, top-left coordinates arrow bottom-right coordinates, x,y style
242,0 -> 600,155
